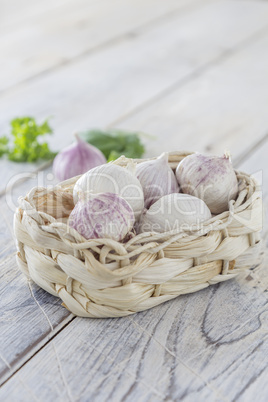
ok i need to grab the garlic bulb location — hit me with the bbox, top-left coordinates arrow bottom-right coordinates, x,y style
53,134 -> 106,181
136,152 -> 179,208
69,192 -> 135,241
138,193 -> 211,233
73,163 -> 144,219
176,152 -> 238,214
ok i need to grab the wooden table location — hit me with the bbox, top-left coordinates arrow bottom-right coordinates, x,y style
1,0 -> 268,400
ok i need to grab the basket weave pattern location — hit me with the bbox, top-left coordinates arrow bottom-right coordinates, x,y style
14,152 -> 262,317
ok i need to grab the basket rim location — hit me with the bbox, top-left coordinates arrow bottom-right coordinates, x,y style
15,151 -> 262,260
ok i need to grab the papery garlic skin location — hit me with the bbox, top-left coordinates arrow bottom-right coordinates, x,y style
73,163 -> 144,219
136,152 -> 179,209
138,193 -> 211,233
53,134 -> 106,181
176,153 -> 238,214
69,192 -> 135,241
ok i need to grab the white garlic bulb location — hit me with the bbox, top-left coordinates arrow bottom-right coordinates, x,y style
69,192 -> 135,241
138,193 -> 211,233
176,153 -> 238,214
136,152 -> 179,208
73,163 -> 144,219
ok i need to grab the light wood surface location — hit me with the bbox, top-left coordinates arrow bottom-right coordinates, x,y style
1,0 -> 268,194
0,0 -> 203,92
0,0 -> 268,401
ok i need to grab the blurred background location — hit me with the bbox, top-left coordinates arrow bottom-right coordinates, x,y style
1,0 -> 268,189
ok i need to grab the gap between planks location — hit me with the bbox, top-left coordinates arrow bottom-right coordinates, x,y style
1,0 -> 268,392
107,22 -> 268,129
0,314 -> 76,389
0,0 -> 210,95
233,131 -> 268,168
0,0 -> 78,31
2,138 -> 268,390
1,19 -> 268,199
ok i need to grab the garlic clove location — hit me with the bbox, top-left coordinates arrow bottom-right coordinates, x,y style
136,152 -> 179,209
138,193 -> 211,233
68,192 -> 135,242
176,153 -> 238,214
53,134 -> 106,181
73,162 -> 144,219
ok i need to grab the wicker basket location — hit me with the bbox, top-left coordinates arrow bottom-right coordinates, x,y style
14,151 -> 263,318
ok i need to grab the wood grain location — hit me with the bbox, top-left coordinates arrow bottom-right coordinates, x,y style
0,0 -> 203,92
2,0 -> 268,194
1,0 -> 268,399
1,91 -> 268,400
0,219 -> 267,401
115,29 -> 268,160
0,0 -> 72,30
0,168 -> 71,386
1,139 -> 268,400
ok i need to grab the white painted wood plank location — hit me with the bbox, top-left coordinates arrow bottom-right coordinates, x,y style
1,0 -> 268,395
115,28 -> 268,160
0,207 -> 15,258
0,169 -> 72,386
0,221 -> 267,402
0,96 -> 268,401
238,139 -> 268,194
0,302 -> 225,401
0,0 -> 203,92
4,142 -> 268,398
1,0 -> 268,194
0,0 -> 72,30
0,255 -> 74,387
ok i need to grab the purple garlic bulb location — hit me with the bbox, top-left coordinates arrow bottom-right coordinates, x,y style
176,152 -> 238,214
53,134 -> 106,181
68,192 -> 135,242
136,152 -> 179,209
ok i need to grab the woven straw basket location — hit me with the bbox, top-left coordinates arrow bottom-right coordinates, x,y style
14,151 -> 263,318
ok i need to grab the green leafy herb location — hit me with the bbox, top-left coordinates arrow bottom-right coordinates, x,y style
0,117 -> 56,162
80,129 -> 145,161
0,136 -> 9,157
